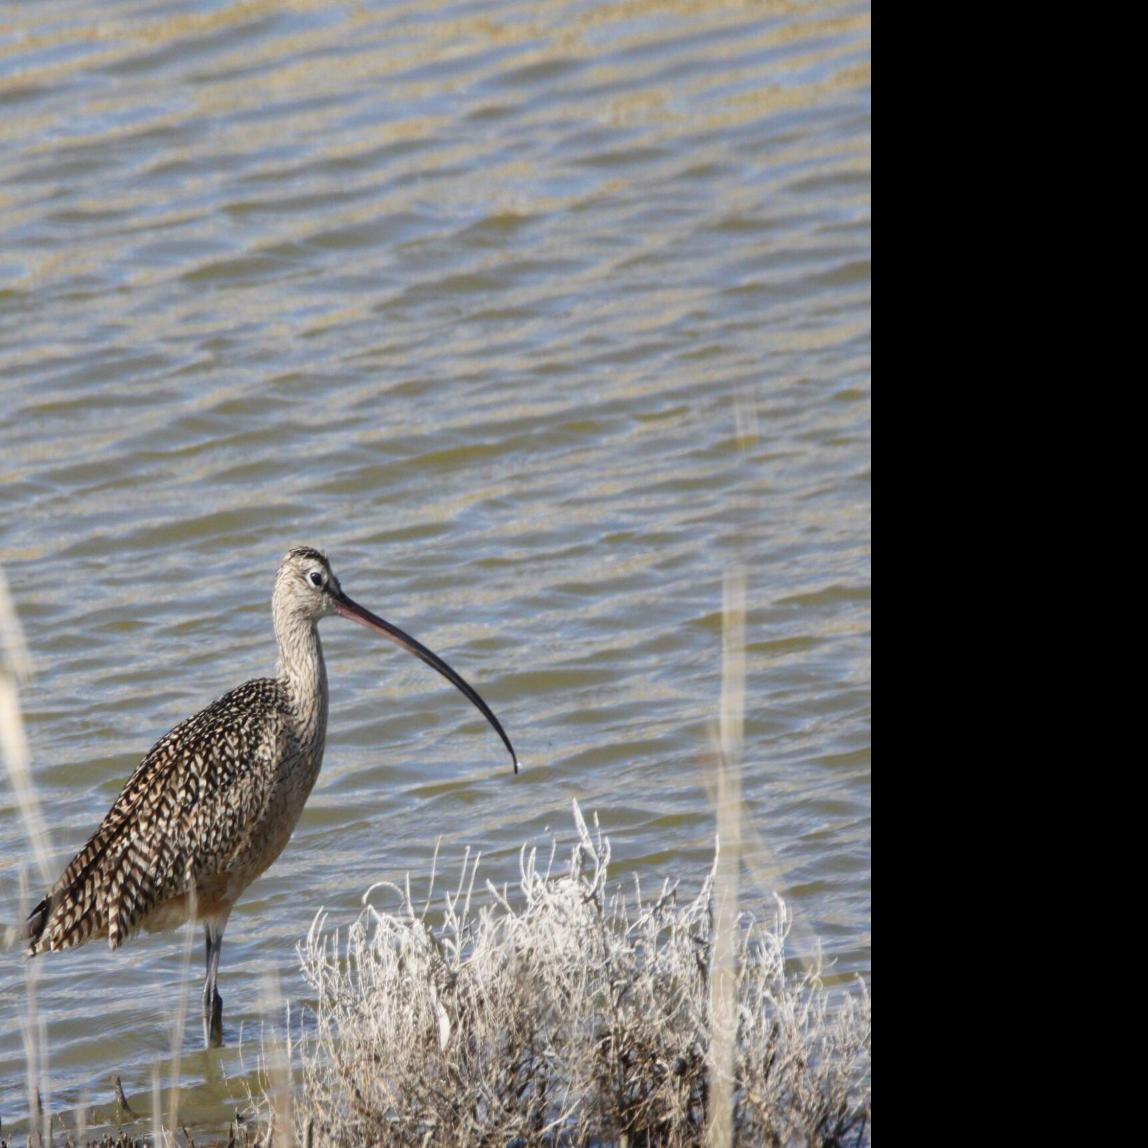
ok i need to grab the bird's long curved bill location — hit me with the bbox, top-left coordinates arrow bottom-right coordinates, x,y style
333,591 -> 519,773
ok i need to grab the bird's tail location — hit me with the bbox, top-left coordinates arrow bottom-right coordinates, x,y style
26,883 -> 112,955
24,839 -> 115,956
25,894 -> 53,954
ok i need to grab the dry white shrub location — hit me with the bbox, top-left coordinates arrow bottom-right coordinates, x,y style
287,802 -> 870,1147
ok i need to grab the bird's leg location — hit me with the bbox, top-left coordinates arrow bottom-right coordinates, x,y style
203,921 -> 225,1048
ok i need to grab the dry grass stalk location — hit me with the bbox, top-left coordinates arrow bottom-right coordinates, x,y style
257,972 -> 297,1148
0,566 -> 52,890
2,566 -> 53,1145
284,801 -> 870,1147
706,565 -> 746,1148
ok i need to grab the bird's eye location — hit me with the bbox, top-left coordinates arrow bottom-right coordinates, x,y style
309,572 -> 324,588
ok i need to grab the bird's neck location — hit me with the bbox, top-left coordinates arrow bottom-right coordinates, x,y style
275,614 -> 329,745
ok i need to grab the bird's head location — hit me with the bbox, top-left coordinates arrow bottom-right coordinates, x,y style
275,546 -> 343,623
273,545 -> 518,772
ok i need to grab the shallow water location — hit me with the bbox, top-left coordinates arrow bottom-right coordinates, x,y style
0,0 -> 870,1133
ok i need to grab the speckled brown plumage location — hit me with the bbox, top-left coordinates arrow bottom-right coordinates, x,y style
26,545 -> 516,1047
26,677 -> 299,953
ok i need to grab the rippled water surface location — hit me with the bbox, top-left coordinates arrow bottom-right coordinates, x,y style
1,0 -> 870,1132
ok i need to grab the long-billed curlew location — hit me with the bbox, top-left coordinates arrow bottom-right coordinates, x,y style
26,546 -> 517,1046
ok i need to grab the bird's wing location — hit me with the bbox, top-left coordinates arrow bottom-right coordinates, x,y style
27,679 -> 290,954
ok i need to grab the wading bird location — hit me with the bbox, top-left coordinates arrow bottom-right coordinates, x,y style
26,546 -> 517,1046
